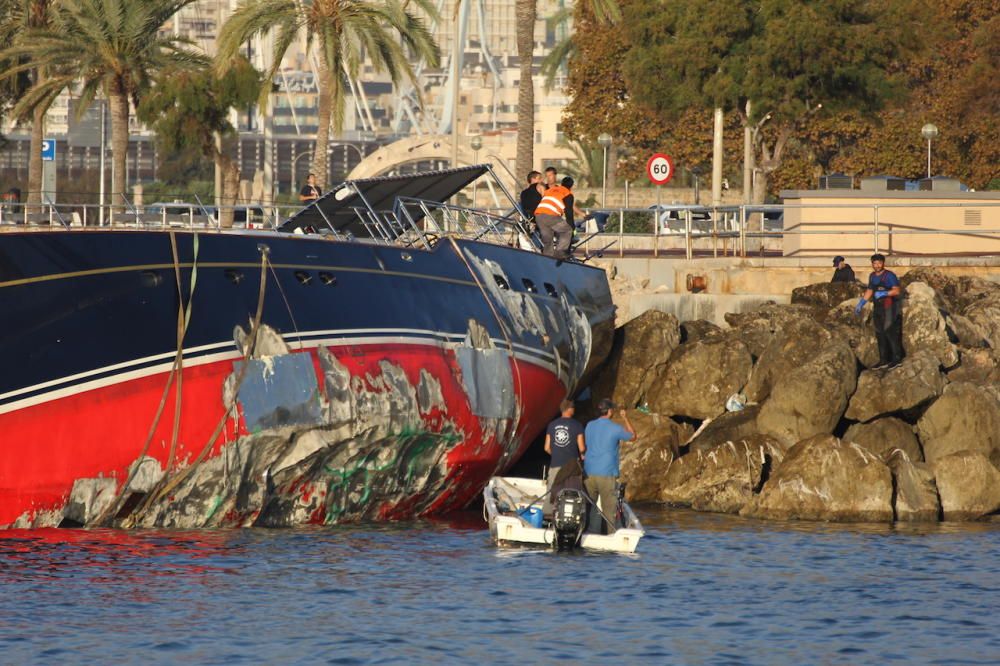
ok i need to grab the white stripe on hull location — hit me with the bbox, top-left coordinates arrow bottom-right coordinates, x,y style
0,330 -> 560,416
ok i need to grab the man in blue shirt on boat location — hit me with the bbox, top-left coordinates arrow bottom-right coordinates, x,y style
584,398 -> 636,533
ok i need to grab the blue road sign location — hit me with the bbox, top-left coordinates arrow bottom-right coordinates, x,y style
41,139 -> 56,161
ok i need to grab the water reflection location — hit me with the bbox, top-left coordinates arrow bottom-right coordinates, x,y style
0,507 -> 996,664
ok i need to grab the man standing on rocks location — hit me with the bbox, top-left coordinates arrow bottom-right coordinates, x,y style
584,398 -> 636,533
831,255 -> 856,283
855,253 -> 904,368
544,399 -> 585,494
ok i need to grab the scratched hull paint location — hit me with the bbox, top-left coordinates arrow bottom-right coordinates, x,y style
0,229 -> 614,528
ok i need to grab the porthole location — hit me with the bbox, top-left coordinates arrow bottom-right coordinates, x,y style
140,270 -> 163,288
543,282 -> 558,298
319,272 -> 337,285
400,252 -> 413,262
294,270 -> 312,285
225,269 -> 244,285
521,278 -> 537,293
493,274 -> 510,290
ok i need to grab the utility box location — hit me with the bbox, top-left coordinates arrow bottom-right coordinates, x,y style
818,173 -> 853,189
918,177 -> 962,192
860,176 -> 906,192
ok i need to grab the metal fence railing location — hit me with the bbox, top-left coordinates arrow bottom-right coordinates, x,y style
3,200 -> 999,259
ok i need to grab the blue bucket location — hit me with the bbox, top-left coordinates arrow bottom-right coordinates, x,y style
518,506 -> 544,528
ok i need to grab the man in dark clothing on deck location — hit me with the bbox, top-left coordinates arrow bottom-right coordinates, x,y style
544,399 -> 585,494
831,255 -> 856,283
855,253 -> 904,369
519,171 -> 544,226
299,173 -> 322,204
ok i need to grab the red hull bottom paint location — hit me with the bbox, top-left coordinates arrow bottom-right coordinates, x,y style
0,342 -> 564,527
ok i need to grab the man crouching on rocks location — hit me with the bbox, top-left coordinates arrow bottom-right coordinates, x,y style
584,399 -> 636,533
855,253 -> 904,369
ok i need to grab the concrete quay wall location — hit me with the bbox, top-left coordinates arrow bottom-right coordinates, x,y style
598,256 -> 1000,326
601,255 -> 1000,296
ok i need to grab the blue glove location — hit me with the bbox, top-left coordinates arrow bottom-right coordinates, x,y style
854,297 -> 867,316
874,290 -> 888,300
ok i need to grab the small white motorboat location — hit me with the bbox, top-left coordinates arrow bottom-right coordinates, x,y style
483,476 -> 645,553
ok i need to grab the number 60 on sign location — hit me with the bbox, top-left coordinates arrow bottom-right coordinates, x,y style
646,153 -> 674,185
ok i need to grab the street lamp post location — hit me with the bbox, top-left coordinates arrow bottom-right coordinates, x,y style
291,150 -> 314,190
470,135 -> 483,206
598,133 -> 612,208
921,123 -> 939,179
691,165 -> 703,205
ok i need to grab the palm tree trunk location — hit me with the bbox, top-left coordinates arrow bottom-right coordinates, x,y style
515,0 -> 536,179
27,103 -> 45,209
108,89 -> 130,214
217,152 -> 239,228
312,62 -> 335,190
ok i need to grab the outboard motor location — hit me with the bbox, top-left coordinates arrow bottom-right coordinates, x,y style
553,489 -> 587,552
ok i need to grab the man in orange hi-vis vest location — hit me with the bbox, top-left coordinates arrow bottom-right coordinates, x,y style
534,176 -> 575,259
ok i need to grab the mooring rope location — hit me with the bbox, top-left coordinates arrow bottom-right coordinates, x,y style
94,232 -> 196,526
127,245 -> 270,526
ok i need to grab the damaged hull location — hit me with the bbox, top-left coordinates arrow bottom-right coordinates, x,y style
0,229 -> 614,528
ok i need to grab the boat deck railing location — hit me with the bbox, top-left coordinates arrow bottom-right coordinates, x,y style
0,199 -> 539,252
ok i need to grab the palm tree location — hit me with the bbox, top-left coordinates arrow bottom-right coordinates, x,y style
515,0 -> 536,181
2,0 -> 203,211
516,0 -> 619,180
138,58 -> 262,228
0,0 -> 55,207
217,0 -> 440,189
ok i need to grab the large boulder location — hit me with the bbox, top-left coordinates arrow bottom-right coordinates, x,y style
844,350 -> 945,423
917,382 -> 1000,466
756,339 -> 858,448
900,267 -> 1000,313
887,453 -> 940,522
962,292 -> 1000,351
619,411 -> 693,502
590,310 -> 681,410
724,303 -> 826,359
679,319 -> 723,344
661,436 -> 785,514
946,347 -> 1000,386
827,321 -> 881,369
745,317 -> 842,403
791,281 -> 864,309
687,406 -> 762,452
931,451 -> 1000,520
902,282 -> 960,369
946,313 -> 990,348
741,434 -> 894,522
648,336 -> 753,420
843,417 -> 923,462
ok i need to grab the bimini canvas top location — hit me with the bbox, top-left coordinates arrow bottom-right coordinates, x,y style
280,164 -> 489,236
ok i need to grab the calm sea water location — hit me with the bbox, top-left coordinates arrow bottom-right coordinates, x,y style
1,507 -> 997,665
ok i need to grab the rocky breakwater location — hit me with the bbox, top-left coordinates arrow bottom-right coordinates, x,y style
597,268 -> 1000,523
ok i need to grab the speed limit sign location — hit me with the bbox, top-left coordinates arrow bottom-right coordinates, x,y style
646,153 -> 674,185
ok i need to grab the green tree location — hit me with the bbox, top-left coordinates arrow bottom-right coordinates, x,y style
622,0 -> 927,202
138,58 -> 261,227
217,0 -> 439,190
1,0 -> 204,211
561,2 -> 743,187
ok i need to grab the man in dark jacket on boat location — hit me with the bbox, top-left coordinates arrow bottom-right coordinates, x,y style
545,399 -> 585,494
519,171 -> 544,227
584,399 -> 635,533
